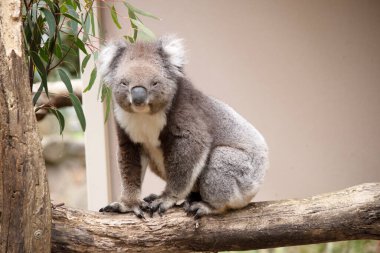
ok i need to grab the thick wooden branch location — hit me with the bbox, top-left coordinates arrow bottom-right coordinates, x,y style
52,183 -> 380,252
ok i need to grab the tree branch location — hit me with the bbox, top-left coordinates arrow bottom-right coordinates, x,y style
33,80 -> 82,121
51,183 -> 380,253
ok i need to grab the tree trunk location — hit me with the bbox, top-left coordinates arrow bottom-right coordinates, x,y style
0,0 -> 51,252
51,183 -> 380,253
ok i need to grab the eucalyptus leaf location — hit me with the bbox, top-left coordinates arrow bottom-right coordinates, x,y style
54,43 -> 62,58
124,2 -> 160,20
73,0 -> 81,11
41,8 -> 56,38
103,85 -> 112,123
124,35 -> 135,43
83,67 -> 97,92
111,5 -> 122,29
60,3 -> 68,13
90,8 -> 95,36
81,54 -> 91,73
48,108 -> 65,134
44,0 -> 56,13
69,93 -> 86,131
33,83 -> 44,105
30,51 -> 46,75
58,69 -> 73,93
66,0 -> 77,10
63,12 -> 80,33
75,38 -> 88,55
127,8 -> 138,40
82,13 -> 91,42
39,47 -> 49,63
130,19 -> 155,40
62,12 -> 82,25
30,51 -> 48,96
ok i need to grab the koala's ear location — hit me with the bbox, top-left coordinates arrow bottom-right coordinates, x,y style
159,35 -> 186,69
98,40 -> 127,83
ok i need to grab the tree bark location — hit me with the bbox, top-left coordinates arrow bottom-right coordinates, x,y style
51,183 -> 380,253
0,0 -> 51,252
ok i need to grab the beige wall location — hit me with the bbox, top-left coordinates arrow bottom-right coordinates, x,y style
100,0 -> 380,201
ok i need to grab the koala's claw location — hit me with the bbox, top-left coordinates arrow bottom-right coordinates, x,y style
99,202 -> 146,219
99,202 -> 125,213
143,194 -> 160,203
184,201 -> 211,219
158,205 -> 168,216
147,197 -> 175,217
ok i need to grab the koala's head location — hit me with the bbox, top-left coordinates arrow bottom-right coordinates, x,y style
99,35 -> 186,114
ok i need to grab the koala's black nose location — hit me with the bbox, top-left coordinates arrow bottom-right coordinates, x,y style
131,86 -> 148,105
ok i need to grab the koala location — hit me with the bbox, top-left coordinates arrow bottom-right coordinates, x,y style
98,35 -> 269,219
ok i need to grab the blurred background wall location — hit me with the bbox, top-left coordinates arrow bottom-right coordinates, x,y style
99,0 -> 380,201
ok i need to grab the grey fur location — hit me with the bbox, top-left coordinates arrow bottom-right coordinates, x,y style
98,36 -> 269,218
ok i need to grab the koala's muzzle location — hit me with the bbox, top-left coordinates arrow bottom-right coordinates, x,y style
131,86 -> 147,105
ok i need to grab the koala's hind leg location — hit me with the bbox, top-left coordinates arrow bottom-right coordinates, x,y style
197,146 -> 267,217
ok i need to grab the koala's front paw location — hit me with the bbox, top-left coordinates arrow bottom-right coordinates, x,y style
148,197 -> 175,217
99,201 -> 145,219
143,193 -> 160,203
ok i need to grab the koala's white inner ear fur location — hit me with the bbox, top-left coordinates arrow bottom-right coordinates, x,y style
160,35 -> 186,68
98,40 -> 126,83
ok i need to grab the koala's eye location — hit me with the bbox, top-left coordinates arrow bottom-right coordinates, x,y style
152,81 -> 159,87
120,81 -> 129,87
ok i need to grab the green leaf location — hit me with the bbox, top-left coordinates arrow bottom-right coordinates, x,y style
63,13 -> 81,25
81,54 -> 91,73
40,76 -> 48,98
83,67 -> 97,92
66,0 -> 77,10
41,8 -> 56,38
61,60 -> 79,76
44,0 -> 56,13
73,0 -> 81,11
31,3 -> 38,23
127,8 -> 138,40
30,51 -> 48,96
61,43 -> 78,57
90,8 -> 95,36
75,38 -> 88,55
82,13 -> 91,43
66,5 -> 80,34
130,19 -> 155,40
54,43 -> 62,58
111,5 -> 122,29
124,35 -> 135,43
93,51 -> 99,60
102,85 -> 112,123
39,46 -> 49,62
48,108 -> 65,134
58,69 -> 73,93
57,30 -> 62,46
30,51 -> 46,76
60,3 -> 68,14
33,83 -> 44,105
69,93 -> 86,131
124,2 -> 160,20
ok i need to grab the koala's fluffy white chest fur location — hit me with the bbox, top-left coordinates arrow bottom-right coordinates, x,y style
114,104 -> 167,178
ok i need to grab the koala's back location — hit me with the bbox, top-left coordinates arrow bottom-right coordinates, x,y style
165,78 -> 269,212
168,77 -> 268,156
206,97 -> 267,153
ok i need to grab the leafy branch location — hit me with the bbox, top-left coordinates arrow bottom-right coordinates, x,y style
23,0 -> 158,133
